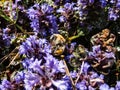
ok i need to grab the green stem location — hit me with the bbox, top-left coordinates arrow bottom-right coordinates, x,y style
68,31 -> 84,41
15,24 -> 26,33
0,10 -> 12,22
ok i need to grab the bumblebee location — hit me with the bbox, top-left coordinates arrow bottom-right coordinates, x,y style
50,34 -> 66,56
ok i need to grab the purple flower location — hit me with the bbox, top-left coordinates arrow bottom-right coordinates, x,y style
27,4 -> 40,32
88,85 -> 95,90
70,71 -> 77,78
56,2 -> 76,24
22,57 -> 34,68
2,28 -> 16,47
99,83 -> 109,90
12,0 -> 24,10
19,41 -> 33,55
27,3 -> 58,36
24,71 -> 41,90
64,3 -> 75,11
104,52 -> 116,59
14,71 -> 25,83
76,0 -> 89,21
56,8 -> 65,13
30,20 -> 40,32
27,4 -> 40,20
110,0 -> 116,4
57,3 -> 75,14
99,74 -> 104,79
92,45 -> 101,54
116,1 -> 120,8
45,54 -> 65,74
46,15 -> 58,34
115,81 -> 120,90
41,3 -> 54,14
52,79 -> 72,90
82,62 -> 90,74
99,0 -> 107,8
110,87 -> 115,90
19,35 -> 51,58
88,45 -> 101,59
77,0 -> 88,6
28,58 -> 45,76
76,80 -> 87,90
59,16 -> 67,22
108,8 -> 119,21
20,53 -> 66,89
90,71 -> 99,79
79,11 -> 84,17
0,79 -> 12,90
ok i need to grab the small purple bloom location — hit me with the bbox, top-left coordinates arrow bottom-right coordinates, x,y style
41,3 -> 53,14
15,71 -> 25,83
2,28 -> 16,47
27,3 -> 58,36
45,54 -> 65,74
59,16 -> 67,22
0,79 -> 12,89
110,0 -> 116,4
46,15 -> 58,34
99,0 -> 107,8
108,8 -> 119,21
70,71 -> 77,78
116,1 -> 120,8
99,74 -> 104,79
52,79 -> 72,90
30,20 -> 40,32
64,3 -> 75,11
90,71 -> 99,79
24,71 -> 41,90
104,52 -> 116,59
92,45 -> 101,54
88,85 -> 95,90
110,87 -> 115,90
57,8 -> 65,13
115,81 -> 120,90
28,58 -> 45,75
77,0 -> 88,6
99,83 -> 109,90
27,4 -> 40,20
76,81 -> 87,90
19,35 -> 51,58
82,62 -> 90,74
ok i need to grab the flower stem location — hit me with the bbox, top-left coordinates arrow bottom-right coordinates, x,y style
61,55 -> 76,90
75,61 -> 85,85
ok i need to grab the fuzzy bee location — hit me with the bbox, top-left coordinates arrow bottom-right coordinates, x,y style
50,34 -> 66,56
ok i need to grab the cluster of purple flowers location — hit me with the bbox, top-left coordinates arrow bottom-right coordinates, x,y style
56,0 -> 95,31
1,35 -> 67,90
16,35 -> 68,89
27,3 -> 58,36
19,35 -> 51,58
107,0 -> 120,21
